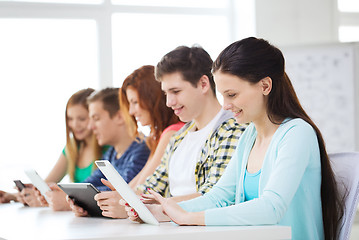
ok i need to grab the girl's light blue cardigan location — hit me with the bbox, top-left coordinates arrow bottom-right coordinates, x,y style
179,118 -> 324,240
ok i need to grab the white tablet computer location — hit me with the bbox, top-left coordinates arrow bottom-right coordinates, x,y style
95,160 -> 159,225
24,169 -> 51,202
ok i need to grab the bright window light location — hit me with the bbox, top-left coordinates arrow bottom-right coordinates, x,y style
2,0 -> 103,4
0,19 -> 99,191
112,13 -> 231,85
339,26 -> 359,42
111,0 -> 228,8
338,0 -> 359,12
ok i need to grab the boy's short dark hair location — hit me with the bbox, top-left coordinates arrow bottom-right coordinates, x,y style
155,45 -> 215,95
87,87 -> 120,118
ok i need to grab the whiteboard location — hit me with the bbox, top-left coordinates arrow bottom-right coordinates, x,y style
283,43 -> 357,153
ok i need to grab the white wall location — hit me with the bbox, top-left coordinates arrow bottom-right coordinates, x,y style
254,0 -> 359,151
255,0 -> 338,46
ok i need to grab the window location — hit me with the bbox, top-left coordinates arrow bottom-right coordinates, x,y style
339,26 -> 359,42
3,0 -> 103,3
0,0 -> 254,191
337,0 -> 359,42
112,0 -> 228,8
112,13 -> 230,84
0,18 -> 99,190
338,0 -> 359,12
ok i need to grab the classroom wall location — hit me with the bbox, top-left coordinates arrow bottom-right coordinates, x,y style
255,0 -> 337,46
283,43 -> 359,153
254,0 -> 359,152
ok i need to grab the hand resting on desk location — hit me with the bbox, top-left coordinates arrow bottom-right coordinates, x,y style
0,190 -> 17,203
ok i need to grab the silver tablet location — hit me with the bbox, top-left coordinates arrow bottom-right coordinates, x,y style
95,160 -> 159,225
24,169 -> 51,202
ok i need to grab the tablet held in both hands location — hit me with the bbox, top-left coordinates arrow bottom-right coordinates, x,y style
95,160 -> 160,225
57,183 -> 103,217
24,169 -> 51,202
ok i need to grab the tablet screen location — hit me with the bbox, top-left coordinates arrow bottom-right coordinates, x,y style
95,160 -> 159,225
24,169 -> 51,202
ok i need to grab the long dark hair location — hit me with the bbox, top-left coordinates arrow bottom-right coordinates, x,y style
213,37 -> 343,240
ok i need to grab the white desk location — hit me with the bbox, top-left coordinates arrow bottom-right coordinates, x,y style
0,203 -> 291,240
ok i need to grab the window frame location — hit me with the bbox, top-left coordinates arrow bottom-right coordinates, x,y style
337,0 -> 359,42
0,0 -> 245,87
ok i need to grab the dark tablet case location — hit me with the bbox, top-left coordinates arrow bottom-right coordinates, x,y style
57,183 -> 103,217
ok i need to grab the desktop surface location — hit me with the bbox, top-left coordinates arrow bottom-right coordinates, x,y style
0,202 -> 291,240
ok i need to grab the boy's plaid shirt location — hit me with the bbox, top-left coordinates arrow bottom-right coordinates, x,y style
137,115 -> 247,197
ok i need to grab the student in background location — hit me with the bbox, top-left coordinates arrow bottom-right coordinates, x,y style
64,87 -> 150,215
120,65 -> 184,188
0,88 -> 104,206
82,88 -> 150,188
88,65 -> 183,218
41,88 -> 109,209
46,88 -> 106,184
88,45 -> 246,219
124,37 -> 344,240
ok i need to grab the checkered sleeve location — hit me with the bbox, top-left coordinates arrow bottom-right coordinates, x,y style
197,119 -> 247,194
136,142 -> 171,196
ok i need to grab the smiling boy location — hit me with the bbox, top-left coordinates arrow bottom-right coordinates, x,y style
135,46 -> 246,201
